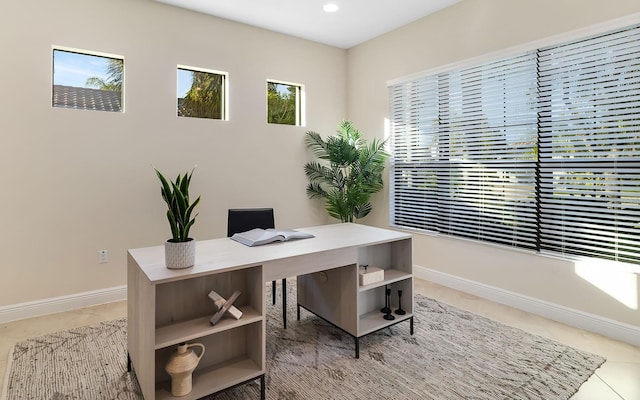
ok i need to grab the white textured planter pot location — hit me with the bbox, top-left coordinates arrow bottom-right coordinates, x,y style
165,238 -> 196,269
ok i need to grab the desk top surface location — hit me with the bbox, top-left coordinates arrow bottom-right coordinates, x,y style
129,223 -> 411,284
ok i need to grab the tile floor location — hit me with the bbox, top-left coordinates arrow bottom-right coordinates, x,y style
1,278 -> 638,399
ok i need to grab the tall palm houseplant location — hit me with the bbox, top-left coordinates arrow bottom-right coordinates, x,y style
304,120 -> 389,223
155,168 -> 201,269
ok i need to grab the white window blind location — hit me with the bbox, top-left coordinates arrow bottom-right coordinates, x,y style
538,26 -> 640,264
390,52 -> 539,248
390,23 -> 640,265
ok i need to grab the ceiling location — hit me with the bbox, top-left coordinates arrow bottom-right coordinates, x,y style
154,0 -> 461,49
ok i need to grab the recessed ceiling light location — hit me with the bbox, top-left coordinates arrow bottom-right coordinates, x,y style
323,3 -> 339,13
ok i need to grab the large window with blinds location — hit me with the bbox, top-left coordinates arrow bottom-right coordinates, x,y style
389,23 -> 640,265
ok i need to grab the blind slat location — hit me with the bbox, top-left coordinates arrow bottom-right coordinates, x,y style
389,23 -> 640,265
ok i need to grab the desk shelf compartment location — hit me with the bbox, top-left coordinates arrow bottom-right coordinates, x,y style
356,238 -> 413,336
357,238 -> 412,277
358,268 -> 412,291
154,323 -> 264,400
357,278 -> 413,336
153,266 -> 264,399
154,266 -> 264,347
128,261 -> 265,400
155,306 -> 262,350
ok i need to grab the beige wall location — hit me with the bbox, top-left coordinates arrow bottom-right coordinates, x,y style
347,0 -> 640,328
2,0 -> 639,332
0,0 -> 345,305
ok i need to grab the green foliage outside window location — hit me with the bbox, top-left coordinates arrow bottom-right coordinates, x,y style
85,59 -> 123,91
268,82 -> 298,125
178,70 -> 224,119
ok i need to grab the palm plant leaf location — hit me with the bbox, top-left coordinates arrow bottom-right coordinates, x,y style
304,162 -> 333,184
304,121 -> 388,223
305,131 -> 331,160
325,188 -> 351,222
326,135 -> 359,167
354,202 -> 373,219
329,165 -> 346,190
337,120 -> 362,145
306,182 -> 328,199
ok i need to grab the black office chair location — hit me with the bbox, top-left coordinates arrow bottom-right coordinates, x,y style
227,208 -> 288,328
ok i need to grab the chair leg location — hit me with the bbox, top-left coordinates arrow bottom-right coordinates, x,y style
282,278 -> 287,329
272,280 -> 276,305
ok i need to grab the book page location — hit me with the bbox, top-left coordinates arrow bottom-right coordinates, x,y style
231,228 -> 314,246
266,229 -> 314,240
231,228 -> 281,246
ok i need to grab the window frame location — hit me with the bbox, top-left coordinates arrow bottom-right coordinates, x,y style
388,17 -> 640,267
177,65 -> 229,121
266,79 -> 305,126
52,46 -> 125,112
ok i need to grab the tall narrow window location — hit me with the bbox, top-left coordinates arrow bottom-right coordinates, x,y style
390,52 -> 539,249
52,48 -> 124,112
267,80 -> 303,126
537,26 -> 640,264
177,66 -> 227,120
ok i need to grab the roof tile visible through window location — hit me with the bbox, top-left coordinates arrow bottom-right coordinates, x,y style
53,85 -> 122,112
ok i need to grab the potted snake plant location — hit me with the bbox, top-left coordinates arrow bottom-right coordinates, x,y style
155,168 -> 201,269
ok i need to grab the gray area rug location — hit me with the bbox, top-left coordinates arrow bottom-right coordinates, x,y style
3,288 -> 605,400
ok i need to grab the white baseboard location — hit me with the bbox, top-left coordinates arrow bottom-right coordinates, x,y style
0,286 -> 127,324
3,271 -> 638,348
414,265 -> 640,347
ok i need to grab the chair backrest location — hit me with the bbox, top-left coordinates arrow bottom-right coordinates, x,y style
227,208 -> 275,237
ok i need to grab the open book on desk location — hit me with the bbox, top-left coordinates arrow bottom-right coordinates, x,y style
231,228 -> 315,247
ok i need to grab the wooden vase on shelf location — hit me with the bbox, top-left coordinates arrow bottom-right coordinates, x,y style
165,342 -> 205,396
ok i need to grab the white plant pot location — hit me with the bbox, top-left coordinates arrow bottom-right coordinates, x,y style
165,239 -> 196,269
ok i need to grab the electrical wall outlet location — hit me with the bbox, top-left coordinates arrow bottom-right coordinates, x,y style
98,249 -> 108,264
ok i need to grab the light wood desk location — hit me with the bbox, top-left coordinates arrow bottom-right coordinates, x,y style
127,223 -> 413,400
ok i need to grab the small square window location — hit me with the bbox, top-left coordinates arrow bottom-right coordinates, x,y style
267,81 -> 304,126
52,48 -> 124,112
178,66 -> 228,120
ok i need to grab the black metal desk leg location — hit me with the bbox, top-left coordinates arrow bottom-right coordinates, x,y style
127,353 -> 131,372
282,278 -> 287,329
355,337 -> 360,359
260,374 -> 265,400
297,303 -> 300,320
410,316 -> 414,335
